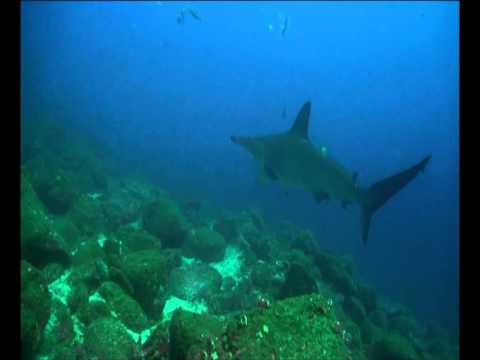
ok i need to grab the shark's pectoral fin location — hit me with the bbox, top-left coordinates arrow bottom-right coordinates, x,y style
257,164 -> 278,184
257,172 -> 269,185
313,191 -> 329,203
361,208 -> 373,245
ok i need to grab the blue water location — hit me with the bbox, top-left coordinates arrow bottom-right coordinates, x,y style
21,1 -> 459,334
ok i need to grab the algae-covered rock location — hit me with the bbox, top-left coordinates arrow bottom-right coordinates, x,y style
98,281 -> 149,332
51,216 -> 81,248
168,263 -> 222,302
49,346 -> 77,360
68,194 -> 106,237
121,177 -> 160,204
122,249 -> 179,317
216,277 -> 257,314
71,239 -> 105,266
251,261 -> 284,295
356,282 -> 377,314
424,325 -> 457,360
102,179 -> 158,229
224,293 -> 353,360
213,216 -> 240,243
68,281 -> 89,314
36,171 -> 79,215
21,172 -> 70,267
21,261 -> 52,357
22,117 -> 111,194
344,295 -> 368,324
369,308 -> 389,330
290,228 -> 317,252
115,225 -> 160,252
38,299 -> 75,356
342,319 -> 364,352
143,197 -> 188,248
101,200 -> 132,232
389,313 -> 419,338
101,178 -> 157,231
42,263 -> 65,284
359,317 -> 383,345
314,250 -> 357,297
370,332 -> 419,360
278,262 -> 317,299
280,248 -> 320,278
169,309 -> 224,360
184,226 -> 226,263
20,172 -> 49,245
141,322 -> 170,359
68,261 -> 107,294
426,337 -> 456,360
75,296 -> 111,327
166,293 -> 355,359
244,231 -> 271,261
25,155 -> 79,215
84,317 -> 136,360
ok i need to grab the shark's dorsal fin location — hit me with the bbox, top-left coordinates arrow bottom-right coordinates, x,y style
288,101 -> 311,141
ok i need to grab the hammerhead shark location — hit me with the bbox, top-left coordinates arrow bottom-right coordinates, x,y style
231,101 -> 431,245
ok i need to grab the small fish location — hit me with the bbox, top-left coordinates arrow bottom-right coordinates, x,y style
87,192 -> 103,200
160,40 -> 169,49
177,8 -> 201,24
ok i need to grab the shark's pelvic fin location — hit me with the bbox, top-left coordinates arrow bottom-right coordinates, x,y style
313,191 -> 329,203
257,163 -> 270,184
352,171 -> 359,185
288,101 -> 311,141
264,165 -> 278,180
360,155 -> 432,245
342,201 -> 351,209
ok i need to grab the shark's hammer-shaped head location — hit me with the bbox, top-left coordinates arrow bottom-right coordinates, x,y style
231,135 -> 265,160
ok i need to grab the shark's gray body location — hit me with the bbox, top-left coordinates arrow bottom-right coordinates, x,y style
231,101 -> 431,244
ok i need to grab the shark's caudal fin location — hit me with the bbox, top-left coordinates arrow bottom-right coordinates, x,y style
360,155 -> 431,245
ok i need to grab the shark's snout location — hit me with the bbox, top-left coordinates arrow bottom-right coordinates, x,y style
231,135 -> 240,144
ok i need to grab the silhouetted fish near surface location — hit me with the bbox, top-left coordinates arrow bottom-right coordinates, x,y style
281,16 -> 288,38
187,9 -> 201,21
231,101 -> 431,245
177,8 -> 201,24
176,12 -> 184,24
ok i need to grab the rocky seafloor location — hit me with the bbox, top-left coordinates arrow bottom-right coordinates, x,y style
21,120 -> 459,360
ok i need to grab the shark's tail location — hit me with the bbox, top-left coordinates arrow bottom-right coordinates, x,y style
360,155 -> 431,245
